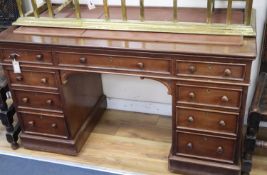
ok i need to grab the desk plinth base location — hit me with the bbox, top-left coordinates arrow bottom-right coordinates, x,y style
20,95 -> 107,155
168,152 -> 240,175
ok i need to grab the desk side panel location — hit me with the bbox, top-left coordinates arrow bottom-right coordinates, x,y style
60,71 -> 105,138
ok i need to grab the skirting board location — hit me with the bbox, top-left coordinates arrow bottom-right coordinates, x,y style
106,97 -> 172,116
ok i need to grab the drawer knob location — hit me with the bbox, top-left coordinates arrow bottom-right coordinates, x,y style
80,57 -> 87,64
188,65 -> 196,74
137,62 -> 144,69
51,123 -> 57,128
224,69 -> 232,77
36,54 -> 44,61
187,116 -> 194,123
188,92 -> 196,99
16,76 -> 23,81
217,146 -> 224,154
9,53 -> 20,60
22,97 -> 29,103
41,78 -> 48,84
219,120 -> 226,127
46,99 -> 53,105
221,96 -> 229,102
187,142 -> 193,150
28,121 -> 35,127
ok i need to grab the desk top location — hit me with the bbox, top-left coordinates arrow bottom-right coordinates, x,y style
0,26 -> 256,59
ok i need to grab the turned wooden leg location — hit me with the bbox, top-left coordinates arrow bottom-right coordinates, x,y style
0,105 -> 15,132
6,123 -> 21,150
0,84 -> 8,110
242,112 -> 261,175
0,84 -> 21,149
0,104 -> 20,149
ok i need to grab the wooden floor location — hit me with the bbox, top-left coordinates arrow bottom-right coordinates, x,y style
0,110 -> 267,175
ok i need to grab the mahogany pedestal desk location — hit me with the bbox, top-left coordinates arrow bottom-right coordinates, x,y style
0,27 -> 256,175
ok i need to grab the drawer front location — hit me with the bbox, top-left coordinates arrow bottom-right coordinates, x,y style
20,112 -> 68,137
176,60 -> 246,81
3,49 -> 52,65
176,107 -> 238,135
13,90 -> 62,111
6,69 -> 58,89
176,84 -> 242,109
176,132 -> 235,162
56,52 -> 171,74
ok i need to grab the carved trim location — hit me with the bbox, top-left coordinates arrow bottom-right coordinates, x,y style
60,70 -> 94,85
60,70 -> 83,85
140,77 -> 172,95
61,71 -> 173,95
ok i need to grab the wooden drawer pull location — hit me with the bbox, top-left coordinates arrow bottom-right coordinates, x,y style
188,65 -> 196,74
137,62 -> 144,69
46,99 -> 53,105
219,120 -> 226,127
221,96 -> 229,102
41,78 -> 48,84
187,116 -> 194,123
188,92 -> 196,99
217,146 -> 224,154
187,142 -> 193,150
79,57 -> 87,64
22,97 -> 29,103
16,76 -> 23,81
224,69 -> 232,77
51,123 -> 57,128
36,54 -> 44,61
9,53 -> 20,60
28,121 -> 35,127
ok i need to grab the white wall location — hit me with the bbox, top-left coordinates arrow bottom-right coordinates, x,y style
28,1 -> 267,118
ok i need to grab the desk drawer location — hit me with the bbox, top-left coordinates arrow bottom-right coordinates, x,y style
13,90 -> 62,111
176,83 -> 242,109
3,49 -> 52,65
6,68 -> 58,89
176,131 -> 235,163
176,60 -> 246,81
56,52 -> 171,74
176,107 -> 238,135
20,112 -> 68,138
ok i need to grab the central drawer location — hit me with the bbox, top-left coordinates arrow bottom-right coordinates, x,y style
176,131 -> 236,163
56,52 -> 171,74
176,83 -> 242,110
19,112 -> 68,138
13,89 -> 62,111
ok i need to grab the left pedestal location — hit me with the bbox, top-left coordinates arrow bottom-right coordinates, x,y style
3,58 -> 106,155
